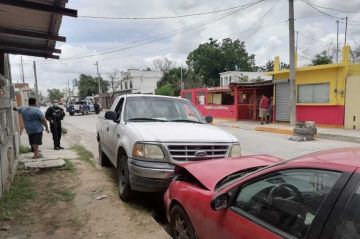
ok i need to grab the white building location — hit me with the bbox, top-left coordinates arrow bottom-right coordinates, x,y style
119,69 -> 163,94
220,71 -> 272,86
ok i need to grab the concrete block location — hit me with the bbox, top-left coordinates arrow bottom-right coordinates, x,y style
24,159 -> 65,169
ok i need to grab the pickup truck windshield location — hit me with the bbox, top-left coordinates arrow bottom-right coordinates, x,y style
124,97 -> 205,123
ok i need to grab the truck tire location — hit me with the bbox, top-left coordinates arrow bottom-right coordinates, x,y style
81,110 -> 85,115
294,127 -> 317,135
98,142 -> 111,167
117,154 -> 134,201
69,112 -> 74,116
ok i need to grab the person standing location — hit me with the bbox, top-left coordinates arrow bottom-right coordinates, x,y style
45,100 -> 65,150
259,95 -> 270,125
267,97 -> 274,123
14,97 -> 49,159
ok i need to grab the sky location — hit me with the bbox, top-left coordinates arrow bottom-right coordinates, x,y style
9,0 -> 360,95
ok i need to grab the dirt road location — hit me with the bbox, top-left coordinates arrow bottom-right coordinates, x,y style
0,127 -> 170,239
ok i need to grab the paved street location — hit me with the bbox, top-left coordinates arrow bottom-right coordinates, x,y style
63,113 -> 358,160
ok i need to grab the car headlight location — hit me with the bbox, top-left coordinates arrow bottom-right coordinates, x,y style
132,143 -> 165,161
229,144 -> 241,157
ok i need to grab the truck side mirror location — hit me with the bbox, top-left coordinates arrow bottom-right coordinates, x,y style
105,111 -> 117,121
205,116 -> 213,124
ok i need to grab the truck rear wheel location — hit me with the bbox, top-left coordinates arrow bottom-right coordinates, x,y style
69,112 -> 74,116
117,154 -> 134,201
98,142 -> 111,167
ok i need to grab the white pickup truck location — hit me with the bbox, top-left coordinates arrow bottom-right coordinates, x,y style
96,95 -> 240,200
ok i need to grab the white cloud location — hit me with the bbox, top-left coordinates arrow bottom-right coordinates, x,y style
8,0 -> 360,94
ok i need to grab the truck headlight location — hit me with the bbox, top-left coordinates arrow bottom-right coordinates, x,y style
229,144 -> 241,157
132,143 -> 165,161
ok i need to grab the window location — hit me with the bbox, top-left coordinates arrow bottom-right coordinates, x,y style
115,98 -> 124,120
298,83 -> 329,103
125,81 -> 128,90
334,185 -> 360,239
196,91 -> 206,105
234,169 -> 341,238
130,81 -> 133,89
221,77 -> 224,86
229,76 -> 232,83
120,83 -> 123,90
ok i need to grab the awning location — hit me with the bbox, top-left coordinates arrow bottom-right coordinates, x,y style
0,0 -> 77,59
207,86 -> 231,93
229,81 -> 274,89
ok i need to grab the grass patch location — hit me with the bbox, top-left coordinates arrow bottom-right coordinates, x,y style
19,145 -> 32,154
0,174 -> 35,222
71,145 -> 95,166
62,159 -> 76,172
45,184 -> 75,205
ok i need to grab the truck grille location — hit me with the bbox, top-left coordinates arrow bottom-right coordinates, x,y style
167,144 -> 229,161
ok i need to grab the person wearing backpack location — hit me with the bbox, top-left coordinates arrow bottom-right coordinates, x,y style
45,100 -> 65,150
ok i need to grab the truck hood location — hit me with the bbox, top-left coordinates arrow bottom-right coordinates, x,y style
129,122 -> 237,143
175,155 -> 282,191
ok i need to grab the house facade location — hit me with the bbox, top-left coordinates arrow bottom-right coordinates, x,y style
119,69 -> 163,94
220,71 -> 272,86
269,45 -> 360,129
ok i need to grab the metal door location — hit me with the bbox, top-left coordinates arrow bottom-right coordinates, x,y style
275,81 -> 290,121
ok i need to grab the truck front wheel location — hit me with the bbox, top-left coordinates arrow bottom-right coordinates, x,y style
117,154 -> 134,201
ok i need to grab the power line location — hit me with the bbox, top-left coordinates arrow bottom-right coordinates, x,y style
25,0 -> 264,63
300,0 -> 343,20
79,2 -> 261,20
302,2 -> 360,14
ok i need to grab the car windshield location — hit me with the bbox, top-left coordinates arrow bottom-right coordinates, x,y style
124,96 -> 205,123
215,166 -> 265,190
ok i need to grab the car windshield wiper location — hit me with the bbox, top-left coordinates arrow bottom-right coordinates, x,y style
127,117 -> 167,122
170,119 -> 202,124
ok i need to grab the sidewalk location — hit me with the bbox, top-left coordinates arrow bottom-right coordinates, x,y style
213,119 -> 360,144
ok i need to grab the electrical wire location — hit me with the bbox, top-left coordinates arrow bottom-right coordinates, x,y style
79,2 -> 262,20
24,0 -> 264,63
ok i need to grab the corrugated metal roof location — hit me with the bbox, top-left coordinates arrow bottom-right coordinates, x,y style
0,0 -> 77,59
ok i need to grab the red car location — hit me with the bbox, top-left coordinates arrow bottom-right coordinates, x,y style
164,147 -> 360,239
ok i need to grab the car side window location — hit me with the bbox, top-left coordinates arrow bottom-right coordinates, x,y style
233,169 -> 341,238
115,98 -> 124,120
333,185 -> 360,239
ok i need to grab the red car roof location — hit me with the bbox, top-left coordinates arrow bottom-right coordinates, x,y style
289,147 -> 360,167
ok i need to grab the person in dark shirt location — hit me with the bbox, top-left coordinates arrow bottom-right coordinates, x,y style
45,100 -> 65,150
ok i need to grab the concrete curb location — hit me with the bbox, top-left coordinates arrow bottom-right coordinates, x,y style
214,123 -> 360,144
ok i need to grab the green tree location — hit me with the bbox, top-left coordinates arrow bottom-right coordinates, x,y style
260,60 -> 290,72
47,88 -> 63,102
186,38 -> 256,87
78,74 -> 108,98
312,50 -> 333,65
155,83 -> 175,96
156,67 -> 204,96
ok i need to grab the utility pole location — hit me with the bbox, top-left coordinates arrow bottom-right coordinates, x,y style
33,61 -> 39,104
344,16 -> 348,46
94,61 -> 102,95
336,20 -> 339,63
180,65 -> 184,90
20,56 -> 25,83
288,0 -> 296,126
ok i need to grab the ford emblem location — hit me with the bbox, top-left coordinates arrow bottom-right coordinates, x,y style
194,151 -> 207,158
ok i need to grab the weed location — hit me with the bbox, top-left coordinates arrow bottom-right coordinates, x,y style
62,127 -> 68,135
0,174 -> 35,222
71,145 -> 95,166
19,145 -> 32,154
45,187 -> 76,205
62,159 -> 76,172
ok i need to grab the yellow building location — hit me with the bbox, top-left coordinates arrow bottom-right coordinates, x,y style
269,46 -> 360,129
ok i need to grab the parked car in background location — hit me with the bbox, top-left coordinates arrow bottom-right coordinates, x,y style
164,147 -> 360,239
96,94 -> 241,201
66,101 -> 90,116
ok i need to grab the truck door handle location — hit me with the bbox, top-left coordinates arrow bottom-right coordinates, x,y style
107,127 -> 109,131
